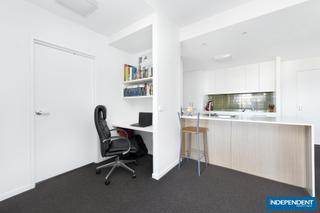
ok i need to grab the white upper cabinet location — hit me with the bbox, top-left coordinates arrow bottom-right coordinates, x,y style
214,69 -> 227,94
204,60 -> 276,94
259,61 -> 276,92
245,63 -> 260,92
226,66 -> 246,94
205,70 -> 215,94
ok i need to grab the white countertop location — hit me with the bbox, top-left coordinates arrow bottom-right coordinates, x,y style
181,115 -> 313,126
113,122 -> 153,133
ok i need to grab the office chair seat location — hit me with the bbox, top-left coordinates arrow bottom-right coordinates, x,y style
108,138 -> 138,153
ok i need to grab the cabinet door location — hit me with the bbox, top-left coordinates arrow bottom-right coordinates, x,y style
259,61 -> 275,92
227,66 -> 246,93
205,71 -> 216,94
245,63 -> 260,92
211,120 -> 232,168
214,69 -> 226,94
183,71 -> 205,109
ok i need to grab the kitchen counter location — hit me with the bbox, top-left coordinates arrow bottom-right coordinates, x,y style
181,114 -> 313,127
181,114 -> 315,196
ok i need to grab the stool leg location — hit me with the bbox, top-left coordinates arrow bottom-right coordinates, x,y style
178,130 -> 183,168
203,132 -> 209,167
197,132 -> 201,176
187,133 -> 192,159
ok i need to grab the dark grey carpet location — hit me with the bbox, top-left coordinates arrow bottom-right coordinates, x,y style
0,146 -> 319,213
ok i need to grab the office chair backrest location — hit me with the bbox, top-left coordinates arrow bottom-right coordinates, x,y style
94,105 -> 111,156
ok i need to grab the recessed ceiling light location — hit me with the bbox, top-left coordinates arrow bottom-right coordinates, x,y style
241,31 -> 248,35
213,54 -> 232,62
56,0 -> 98,17
201,42 -> 207,46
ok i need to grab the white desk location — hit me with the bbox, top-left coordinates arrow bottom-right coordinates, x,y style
113,123 -> 153,133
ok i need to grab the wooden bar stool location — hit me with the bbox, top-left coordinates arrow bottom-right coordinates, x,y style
177,112 -> 209,176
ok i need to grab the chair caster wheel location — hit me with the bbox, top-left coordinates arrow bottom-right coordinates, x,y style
132,173 -> 136,179
96,169 -> 101,174
105,180 -> 110,185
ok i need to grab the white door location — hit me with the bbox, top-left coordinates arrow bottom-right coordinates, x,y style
34,42 -> 96,182
297,69 -> 320,145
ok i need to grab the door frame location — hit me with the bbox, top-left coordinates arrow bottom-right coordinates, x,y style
29,38 -> 97,186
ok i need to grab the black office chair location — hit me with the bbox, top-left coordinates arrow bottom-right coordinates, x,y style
94,105 -> 138,185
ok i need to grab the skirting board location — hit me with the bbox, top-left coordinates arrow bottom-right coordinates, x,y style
0,184 -> 35,202
152,159 -> 179,180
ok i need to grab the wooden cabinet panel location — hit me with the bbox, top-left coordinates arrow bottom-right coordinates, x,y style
182,118 -> 311,191
211,120 -> 232,168
231,122 -> 307,188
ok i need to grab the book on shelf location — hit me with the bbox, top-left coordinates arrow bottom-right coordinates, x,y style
124,64 -> 139,81
123,82 -> 153,97
123,53 -> 153,82
138,55 -> 153,79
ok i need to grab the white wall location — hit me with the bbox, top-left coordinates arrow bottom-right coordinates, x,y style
281,56 -> 320,117
152,13 -> 181,179
98,48 -> 154,154
281,56 -> 320,145
0,0 -> 127,201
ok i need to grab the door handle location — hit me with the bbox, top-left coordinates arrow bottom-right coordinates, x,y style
35,111 -> 50,116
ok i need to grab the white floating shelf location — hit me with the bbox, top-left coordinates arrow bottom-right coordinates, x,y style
123,95 -> 153,100
123,77 -> 153,84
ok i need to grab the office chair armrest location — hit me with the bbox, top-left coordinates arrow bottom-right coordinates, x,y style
103,136 -> 131,155
110,128 -> 129,139
102,136 -> 121,143
102,136 -> 125,143
109,136 -> 124,140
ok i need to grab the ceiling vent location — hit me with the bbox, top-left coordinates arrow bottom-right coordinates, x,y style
56,0 -> 98,17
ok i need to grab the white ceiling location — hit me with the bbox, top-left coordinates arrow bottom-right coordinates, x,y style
25,0 -> 254,37
25,0 -> 154,36
182,0 -> 320,72
144,0 -> 253,26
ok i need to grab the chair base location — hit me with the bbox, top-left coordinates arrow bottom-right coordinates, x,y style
96,156 -> 136,185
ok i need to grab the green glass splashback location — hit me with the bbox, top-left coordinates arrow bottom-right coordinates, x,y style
208,92 -> 275,112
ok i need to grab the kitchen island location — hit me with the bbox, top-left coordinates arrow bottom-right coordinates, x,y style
181,115 -> 315,196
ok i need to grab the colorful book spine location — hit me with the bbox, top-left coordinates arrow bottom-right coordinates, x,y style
124,64 -> 128,81
124,64 -> 141,82
133,66 -> 137,80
